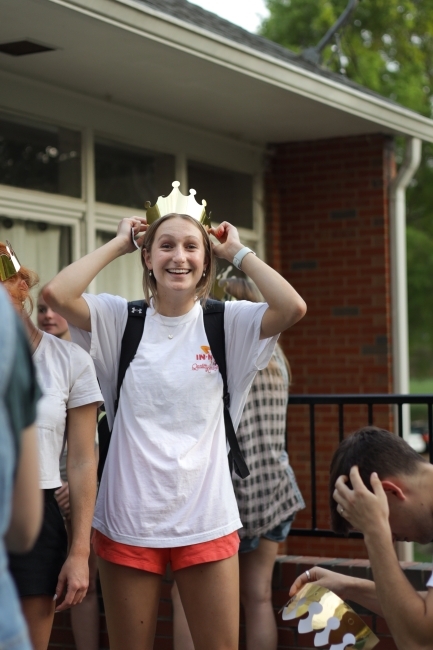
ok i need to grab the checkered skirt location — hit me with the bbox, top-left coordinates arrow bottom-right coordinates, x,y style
233,345 -> 305,538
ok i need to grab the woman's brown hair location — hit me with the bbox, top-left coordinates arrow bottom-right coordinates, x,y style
141,213 -> 216,309
0,242 -> 39,314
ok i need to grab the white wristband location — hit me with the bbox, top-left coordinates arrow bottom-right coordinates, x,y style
233,246 -> 256,270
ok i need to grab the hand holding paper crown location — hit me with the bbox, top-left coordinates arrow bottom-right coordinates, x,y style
145,181 -> 211,226
281,583 -> 379,649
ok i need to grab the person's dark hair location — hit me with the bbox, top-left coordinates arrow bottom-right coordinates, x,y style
329,426 -> 427,534
141,213 -> 215,309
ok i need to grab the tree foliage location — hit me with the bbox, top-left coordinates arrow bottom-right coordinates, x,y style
260,0 -> 433,378
260,1 -> 433,116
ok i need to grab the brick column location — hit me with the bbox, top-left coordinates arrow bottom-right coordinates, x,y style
265,134 -> 395,558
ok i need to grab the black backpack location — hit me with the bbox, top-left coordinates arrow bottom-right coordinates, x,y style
97,299 -> 249,482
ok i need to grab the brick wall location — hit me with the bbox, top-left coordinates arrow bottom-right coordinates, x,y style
49,555 -> 432,649
265,134 -> 396,558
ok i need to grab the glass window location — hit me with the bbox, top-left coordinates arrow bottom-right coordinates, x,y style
187,161 -> 253,230
95,231 -> 143,301
95,139 -> 175,209
0,114 -> 81,197
0,217 -> 71,323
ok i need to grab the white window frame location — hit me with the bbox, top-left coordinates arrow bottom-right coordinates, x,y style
0,113 -> 265,290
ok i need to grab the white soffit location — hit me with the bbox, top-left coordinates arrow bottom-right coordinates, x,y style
1,0 -> 433,145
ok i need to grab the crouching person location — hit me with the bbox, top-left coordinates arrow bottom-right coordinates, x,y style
289,426 -> 433,650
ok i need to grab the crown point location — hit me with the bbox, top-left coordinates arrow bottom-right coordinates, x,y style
145,180 -> 208,225
202,199 -> 207,207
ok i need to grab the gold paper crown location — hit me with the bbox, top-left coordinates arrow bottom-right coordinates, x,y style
145,181 -> 210,227
281,583 -> 379,649
0,241 -> 21,282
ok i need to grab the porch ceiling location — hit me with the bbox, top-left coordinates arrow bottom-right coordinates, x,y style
1,0 -> 433,145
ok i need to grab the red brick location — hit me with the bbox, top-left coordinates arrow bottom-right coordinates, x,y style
374,637 -> 398,650
375,616 -> 392,635
277,627 -> 297,646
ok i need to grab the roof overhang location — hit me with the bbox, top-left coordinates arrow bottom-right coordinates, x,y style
2,0 -> 433,145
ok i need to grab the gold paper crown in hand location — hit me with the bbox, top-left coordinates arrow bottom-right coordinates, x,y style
0,241 -> 21,282
145,181 -> 211,227
281,583 -> 379,649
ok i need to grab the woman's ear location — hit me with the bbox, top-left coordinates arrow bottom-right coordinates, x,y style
143,248 -> 152,270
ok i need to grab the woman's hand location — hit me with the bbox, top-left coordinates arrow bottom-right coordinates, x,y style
55,553 -> 89,611
208,222 -> 243,262
116,217 -> 148,254
55,480 -> 71,519
289,566 -> 351,599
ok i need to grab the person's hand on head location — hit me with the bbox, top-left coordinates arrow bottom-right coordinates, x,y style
333,466 -> 390,538
116,217 -> 148,254
208,222 -> 242,261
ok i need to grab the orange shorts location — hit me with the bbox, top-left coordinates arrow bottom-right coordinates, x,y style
93,529 -> 239,575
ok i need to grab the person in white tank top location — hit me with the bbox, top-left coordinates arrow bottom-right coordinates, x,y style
43,193 -> 307,650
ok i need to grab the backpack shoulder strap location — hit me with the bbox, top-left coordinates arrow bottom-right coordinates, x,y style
202,299 -> 226,384
115,300 -> 148,412
203,299 -> 250,479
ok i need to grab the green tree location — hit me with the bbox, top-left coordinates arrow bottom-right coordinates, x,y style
407,226 -> 433,376
260,1 -> 433,116
260,0 -> 433,378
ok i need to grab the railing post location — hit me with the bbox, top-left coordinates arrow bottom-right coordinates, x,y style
310,403 -> 317,531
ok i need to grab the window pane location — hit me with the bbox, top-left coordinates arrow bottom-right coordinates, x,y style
0,217 -> 71,326
188,161 -> 253,230
0,114 -> 81,197
96,231 -> 143,301
95,139 -> 175,209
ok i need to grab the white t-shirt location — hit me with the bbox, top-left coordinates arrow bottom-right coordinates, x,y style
70,294 -> 277,547
427,572 -> 433,588
34,332 -> 103,489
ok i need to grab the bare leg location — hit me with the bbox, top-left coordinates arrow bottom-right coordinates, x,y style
97,557 -> 162,650
21,596 -> 55,650
239,538 -> 279,650
70,547 -> 99,650
172,581 -> 195,650
175,555 -> 239,650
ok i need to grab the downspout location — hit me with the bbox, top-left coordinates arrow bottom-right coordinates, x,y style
390,138 -> 422,404
389,136 -> 422,562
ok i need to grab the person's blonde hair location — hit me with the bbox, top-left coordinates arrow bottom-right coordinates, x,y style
221,276 -> 292,383
219,276 -> 264,303
141,213 -> 216,310
0,242 -> 39,314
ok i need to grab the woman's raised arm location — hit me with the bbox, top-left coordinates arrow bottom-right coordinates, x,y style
43,217 -> 147,331
209,222 -> 306,339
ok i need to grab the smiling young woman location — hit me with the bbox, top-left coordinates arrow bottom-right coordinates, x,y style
43,190 -> 306,650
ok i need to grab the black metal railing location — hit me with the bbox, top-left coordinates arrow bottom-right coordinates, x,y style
287,394 -> 433,537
